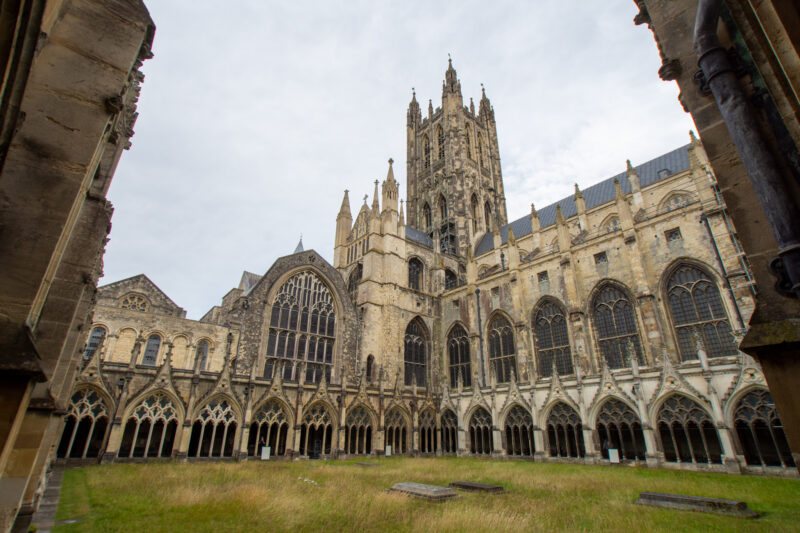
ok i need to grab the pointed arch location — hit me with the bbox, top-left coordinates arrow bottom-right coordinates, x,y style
441,409 -> 458,454
83,325 -> 107,361
408,257 -> 423,291
730,388 -> 794,468
662,261 -> 737,361
299,401 -> 336,458
439,194 -> 448,220
470,194 -> 480,233
385,406 -> 410,454
600,213 -> 621,234
655,393 -> 722,464
532,297 -> 573,377
468,406 -> 493,455
502,404 -> 535,457
188,394 -> 240,458
247,398 -> 292,457
422,202 -> 432,229
589,281 -> 643,369
419,407 -> 438,454
344,403 -> 376,455
545,402 -> 585,458
436,124 -> 445,160
465,123 -> 474,159
56,386 -> 112,460
422,133 -> 431,169
487,312 -> 516,383
593,397 -> 646,461
118,390 -> 182,459
484,200 -> 492,230
446,322 -> 471,388
404,317 -> 429,387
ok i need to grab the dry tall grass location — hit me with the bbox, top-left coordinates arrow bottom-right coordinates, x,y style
54,457 -> 800,532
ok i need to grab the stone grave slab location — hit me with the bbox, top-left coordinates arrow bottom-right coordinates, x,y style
449,481 -> 505,494
389,482 -> 458,502
355,462 -> 379,467
635,492 -> 758,518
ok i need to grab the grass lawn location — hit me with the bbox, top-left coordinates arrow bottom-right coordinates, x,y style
52,457 -> 800,532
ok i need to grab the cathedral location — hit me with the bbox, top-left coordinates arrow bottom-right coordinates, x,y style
57,62 -> 795,474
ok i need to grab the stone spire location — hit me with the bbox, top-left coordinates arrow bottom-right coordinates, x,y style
399,199 -> 405,226
338,189 -> 352,220
294,235 -> 304,253
626,159 -> 641,193
372,179 -> 380,213
442,57 -> 461,96
407,88 -> 421,126
478,83 -> 493,120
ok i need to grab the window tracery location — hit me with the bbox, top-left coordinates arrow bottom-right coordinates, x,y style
423,134 -> 431,169
404,319 -> 427,386
488,315 -> 516,383
596,399 -> 646,460
657,395 -> 722,464
188,398 -> 238,458
299,404 -> 333,458
347,263 -> 362,305
265,271 -> 336,384
504,406 -> 534,457
408,258 -> 423,291
471,195 -> 479,233
592,285 -> 643,369
142,334 -> 161,366
56,388 -> 109,459
547,402 -> 585,458
83,326 -> 106,360
345,405 -> 373,455
469,407 -> 493,455
385,408 -> 408,454
441,409 -> 458,454
247,400 -> 288,457
422,203 -> 432,230
118,392 -> 179,459
195,340 -> 209,371
120,293 -> 148,312
447,324 -> 471,388
533,301 -> 573,377
419,409 -> 437,454
734,389 -> 795,467
665,264 -> 737,361
437,125 -> 444,160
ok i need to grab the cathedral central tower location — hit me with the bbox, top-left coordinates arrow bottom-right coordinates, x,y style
405,60 -> 508,258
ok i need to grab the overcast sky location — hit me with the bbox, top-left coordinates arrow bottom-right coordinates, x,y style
103,1 -> 695,319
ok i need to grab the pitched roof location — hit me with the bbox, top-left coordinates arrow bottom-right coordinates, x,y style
474,144 -> 691,256
238,271 -> 262,294
405,226 -> 433,248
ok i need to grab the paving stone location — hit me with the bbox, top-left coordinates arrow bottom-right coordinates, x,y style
389,482 -> 458,502
449,481 -> 505,493
635,492 -> 758,518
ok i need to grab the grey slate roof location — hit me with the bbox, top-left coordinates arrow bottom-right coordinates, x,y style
406,226 -> 433,248
474,144 -> 691,256
238,271 -> 262,295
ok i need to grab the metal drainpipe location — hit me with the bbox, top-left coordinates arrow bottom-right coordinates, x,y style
700,213 -> 746,329
694,0 -> 800,298
475,289 -> 486,387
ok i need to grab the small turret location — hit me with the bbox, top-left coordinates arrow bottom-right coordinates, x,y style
556,204 -> 570,252
428,99 -> 433,119
626,159 -> 641,193
407,89 -> 421,127
334,190 -> 353,266
530,202 -> 540,232
381,158 -> 399,214
574,183 -> 587,229
371,179 -> 380,214
443,57 -> 461,97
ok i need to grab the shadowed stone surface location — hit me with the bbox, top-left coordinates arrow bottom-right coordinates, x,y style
355,462 -> 380,467
449,481 -> 505,493
635,492 -> 758,518
389,482 -> 457,502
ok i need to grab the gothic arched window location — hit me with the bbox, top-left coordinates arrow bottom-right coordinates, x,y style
469,407 -> 493,455
471,195 -> 479,233
419,409 -> 437,454
657,395 -> 722,464
444,268 -> 458,290
118,392 -> 178,459
347,263 -> 362,306
299,404 -> 333,458
533,300 -> 573,377
596,399 -> 646,461
488,315 -> 516,383
142,334 -> 161,366
547,402 -> 585,458
665,264 -> 737,361
366,354 -> 375,382
247,400 -> 288,457
404,319 -> 427,386
734,389 -> 794,467
442,409 -> 458,454
422,203 -> 432,229
83,326 -> 106,360
408,258 -> 423,291
504,406 -> 534,457
385,408 -> 408,454
56,388 -> 109,459
187,398 -> 238,458
345,406 -> 373,455
423,134 -> 431,169
439,194 -> 448,220
465,124 -> 474,159
447,324 -> 472,388
437,125 -> 445,160
484,201 -> 492,231
592,284 -> 643,369
266,271 -> 336,384
195,340 -> 209,371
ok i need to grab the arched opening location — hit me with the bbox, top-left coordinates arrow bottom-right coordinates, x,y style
733,389 -> 794,467
419,409 -> 437,454
437,125 -> 445,160
657,395 -> 722,465
385,408 -> 408,454
504,406 -> 534,457
404,319 -> 428,387
265,270 -> 336,384
298,404 -> 333,459
665,264 -> 738,361
596,399 -> 646,461
484,201 -> 492,230
592,284 -> 643,369
195,340 -> 209,371
188,398 -> 238,458
142,334 -> 161,366
533,300 -> 573,377
441,410 -> 458,454
447,324 -> 472,388
247,400 -> 289,457
465,124 -> 474,159
423,134 -> 431,169
83,326 -> 106,361
444,268 -> 458,290
118,392 -> 178,459
56,388 -> 109,460
487,315 -> 516,383
469,407 -> 493,455
344,406 -> 373,455
546,403 -> 585,458
408,258 -> 423,291
470,195 -> 479,233
366,355 -> 375,382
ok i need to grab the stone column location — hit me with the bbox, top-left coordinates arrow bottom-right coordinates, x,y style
492,426 -> 502,456
582,427 -> 596,463
533,427 -> 547,460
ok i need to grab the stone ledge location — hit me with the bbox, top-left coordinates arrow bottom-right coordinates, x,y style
449,481 -> 505,493
635,491 -> 758,518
